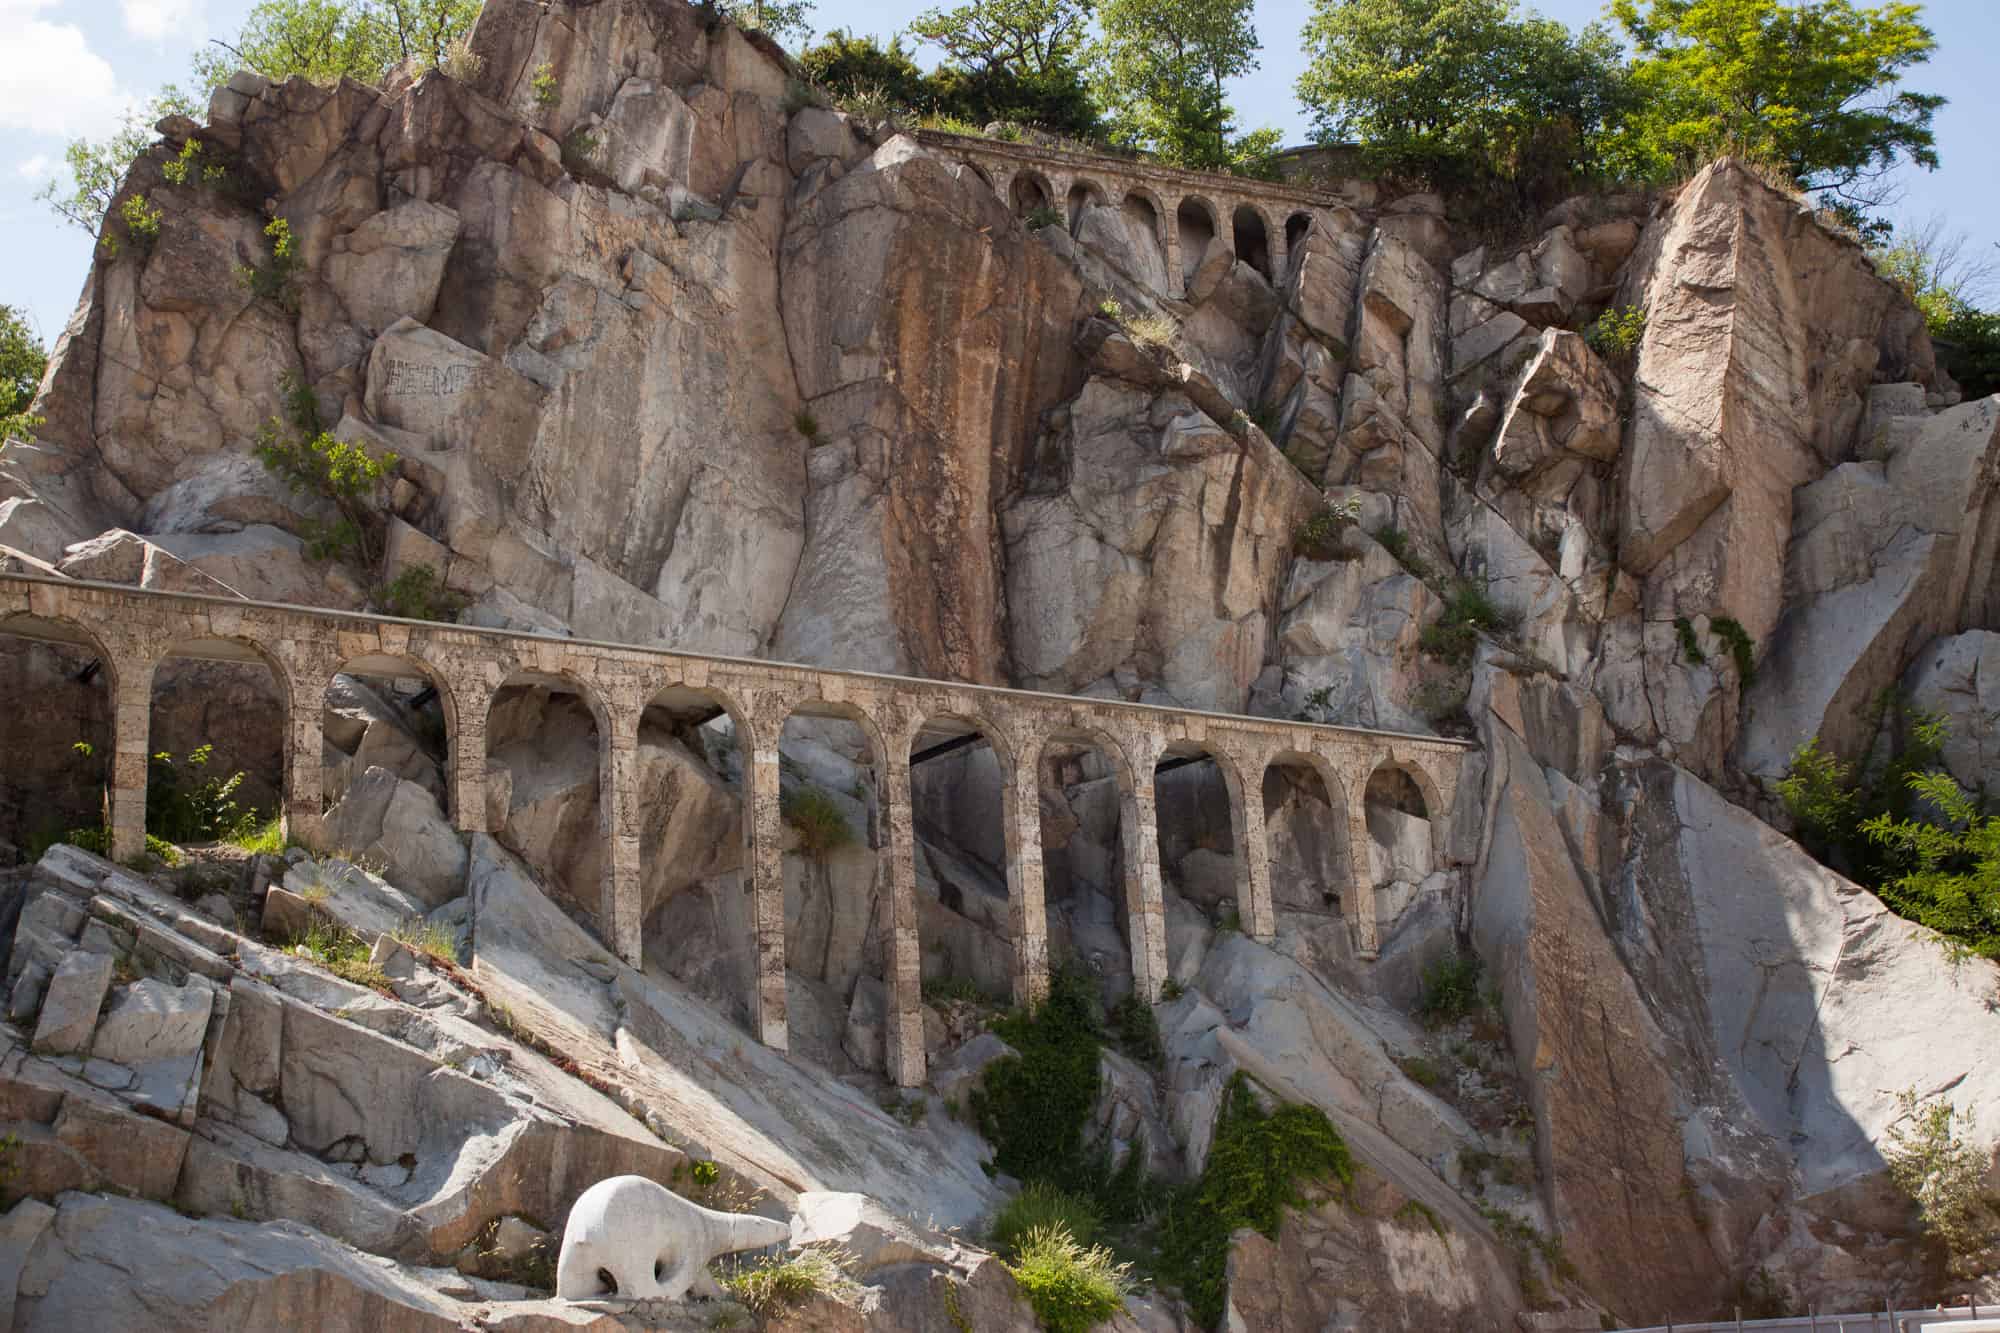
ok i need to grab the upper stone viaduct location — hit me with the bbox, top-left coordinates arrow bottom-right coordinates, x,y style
913,130 -> 1367,300
0,572 -> 1472,1086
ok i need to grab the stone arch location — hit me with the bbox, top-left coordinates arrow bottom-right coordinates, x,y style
316,648 -> 460,819
902,707 -> 1023,1006
1153,737 -> 1250,929
1232,203 -> 1272,280
1066,176 -> 1107,233
1175,195 -> 1220,287
0,608 -> 120,853
963,159 -> 997,197
1260,748 -> 1353,919
1034,721 -> 1148,991
142,631 -> 294,850
1010,171 -> 1055,219
1285,209 -> 1314,258
484,664 -> 615,944
1356,755 -> 1446,953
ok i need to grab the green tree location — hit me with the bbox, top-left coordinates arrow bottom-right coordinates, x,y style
712,0 -> 817,45
912,0 -> 1103,136
193,0 -> 483,89
796,30 -> 935,109
1870,218 -> 2000,398
1606,0 -> 1943,205
0,306 -> 48,448
1095,0 -> 1265,168
36,89 -> 200,234
1298,0 -> 1628,199
1862,770 -> 2000,962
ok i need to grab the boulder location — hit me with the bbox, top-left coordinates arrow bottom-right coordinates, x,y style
30,951 -> 113,1056
554,1175 -> 789,1301
789,1191 -> 956,1275
0,498 -> 83,564
319,768 -> 469,909
325,202 -> 462,337
1902,631 -> 2000,790
274,857 -> 434,940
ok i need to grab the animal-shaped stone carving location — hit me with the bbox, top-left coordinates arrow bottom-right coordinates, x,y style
556,1174 -> 791,1302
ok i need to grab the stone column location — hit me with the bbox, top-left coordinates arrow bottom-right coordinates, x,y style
1002,739 -> 1049,1009
745,704 -> 789,1052
1345,782 -> 1380,958
601,690 -> 644,968
273,646 -> 331,853
1231,747 -> 1276,941
881,742 -> 926,1087
445,670 -> 492,836
108,663 -> 153,863
1164,225 -> 1184,300
1269,225 -> 1290,287
1127,738 -> 1170,1002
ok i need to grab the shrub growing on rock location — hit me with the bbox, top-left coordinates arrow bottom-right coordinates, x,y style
1005,1224 -> 1131,1333
991,1182 -> 1103,1259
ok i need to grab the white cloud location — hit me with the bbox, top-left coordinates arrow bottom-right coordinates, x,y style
121,0 -> 200,41
0,17 -> 131,140
16,154 -> 51,181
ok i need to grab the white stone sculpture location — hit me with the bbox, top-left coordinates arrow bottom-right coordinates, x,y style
555,1174 -> 791,1302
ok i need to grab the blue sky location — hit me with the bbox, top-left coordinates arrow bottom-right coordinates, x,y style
3,0 -> 1995,346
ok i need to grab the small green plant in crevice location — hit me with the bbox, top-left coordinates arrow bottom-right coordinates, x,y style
921,974 -> 992,1007
378,563 -> 463,622
1097,298 -> 1179,355
160,137 -> 238,194
1420,580 -> 1512,667
1292,496 -> 1362,561
1155,1073 -> 1355,1329
117,193 -> 163,256
1024,204 -> 1064,231
1710,615 -> 1756,686
1372,525 -> 1432,580
782,786 -> 854,860
530,62 -> 560,109
1673,615 -> 1706,665
391,917 -> 460,965
1005,1224 -> 1131,1333
1294,684 -> 1336,724
1396,1055 -> 1443,1089
238,216 -> 302,312
285,916 -> 393,993
1110,988 -> 1163,1066
1479,1204 -> 1578,1304
1410,674 -> 1472,727
990,1181 -> 1103,1260
1393,1197 -> 1447,1240
1582,304 -> 1646,367
794,409 -> 821,443
1214,903 -> 1242,936
560,127 -> 602,176
1884,1086 -> 2000,1275
719,1245 -> 851,1317
227,816 -> 288,857
1250,401 -> 1284,439
1416,951 -> 1483,1027
256,371 -> 399,569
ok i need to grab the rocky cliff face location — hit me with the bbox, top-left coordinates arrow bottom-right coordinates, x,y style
2,0 -> 1998,1326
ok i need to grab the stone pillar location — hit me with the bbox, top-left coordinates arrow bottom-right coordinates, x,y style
108,664 -> 153,863
1269,225 -> 1290,287
745,707 -> 789,1052
1231,749 -> 1275,941
271,640 -> 337,852
1164,225 -> 1184,300
1345,783 -> 1381,958
1128,744 -> 1170,1002
881,745 -> 926,1087
1003,743 -> 1049,1008
445,672 -> 492,836
601,692 -> 643,968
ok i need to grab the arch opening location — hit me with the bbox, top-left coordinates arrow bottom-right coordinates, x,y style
1285,210 -> 1313,259
908,715 -> 1013,1006
0,616 -> 113,861
634,681 -> 754,1030
320,657 -> 453,820
1261,753 -> 1350,920
1036,730 -> 1138,1002
1364,761 -> 1437,935
1232,204 -> 1272,280
1066,179 -> 1105,234
776,705 -> 885,1074
483,672 -> 608,936
1176,198 -> 1218,286
1153,741 -> 1240,931
1010,173 -> 1053,219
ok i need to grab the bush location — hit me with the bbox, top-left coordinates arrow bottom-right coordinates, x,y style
1885,1087 -> 2000,1275
1776,696 -> 1946,885
1583,304 -> 1646,365
147,745 -> 261,845
379,563 -> 462,622
286,916 -> 392,993
1417,952 -> 1484,1027
117,193 -> 163,254
973,969 -> 1104,1185
1005,1225 -> 1131,1333
1110,988 -> 1163,1064
238,217 -> 302,311
1293,497 -> 1362,560
1420,580 -> 1511,666
1861,771 -> 2000,962
722,1247 -> 850,1317
255,380 -> 399,569
1120,312 -> 1178,354
531,62 -> 559,109
1372,525 -> 1430,580
1025,204 -> 1064,230
782,787 -> 854,860
1155,1074 -> 1353,1328
991,1182 -> 1103,1259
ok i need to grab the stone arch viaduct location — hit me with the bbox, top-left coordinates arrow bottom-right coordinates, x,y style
1,573 -> 1472,1086
913,129 -> 1365,300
